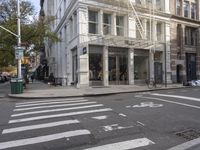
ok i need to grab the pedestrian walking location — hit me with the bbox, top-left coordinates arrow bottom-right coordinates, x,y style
31,74 -> 34,83
48,73 -> 55,86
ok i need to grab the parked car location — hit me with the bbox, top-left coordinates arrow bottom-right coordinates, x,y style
0,75 -> 5,83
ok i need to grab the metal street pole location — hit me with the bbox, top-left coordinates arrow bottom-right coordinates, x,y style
17,0 -> 22,79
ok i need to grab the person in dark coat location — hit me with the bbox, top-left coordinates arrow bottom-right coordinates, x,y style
48,73 -> 55,86
31,74 -> 34,83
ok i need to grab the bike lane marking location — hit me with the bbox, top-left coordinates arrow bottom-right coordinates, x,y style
138,96 -> 200,109
151,93 -> 200,102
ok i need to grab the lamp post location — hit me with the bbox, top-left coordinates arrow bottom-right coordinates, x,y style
17,0 -> 22,79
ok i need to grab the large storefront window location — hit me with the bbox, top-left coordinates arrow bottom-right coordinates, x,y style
89,46 -> 103,86
108,48 -> 128,85
134,50 -> 149,80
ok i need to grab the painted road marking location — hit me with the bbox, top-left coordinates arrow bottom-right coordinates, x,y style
140,96 -> 200,109
136,121 -> 145,126
84,138 -> 154,150
119,113 -> 127,117
12,104 -> 104,117
16,97 -> 85,105
151,93 -> 200,102
0,130 -> 90,150
132,102 -> 163,108
2,120 -> 79,134
9,108 -> 112,123
15,99 -> 88,108
92,116 -> 107,120
102,124 -> 133,132
14,101 -> 97,111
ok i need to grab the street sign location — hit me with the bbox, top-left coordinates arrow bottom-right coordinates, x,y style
15,47 -> 25,60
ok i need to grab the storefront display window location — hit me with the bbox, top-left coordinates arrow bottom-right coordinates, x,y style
89,54 -> 103,81
134,56 -> 149,80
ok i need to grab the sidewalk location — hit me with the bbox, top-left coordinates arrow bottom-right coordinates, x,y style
8,80 -> 185,99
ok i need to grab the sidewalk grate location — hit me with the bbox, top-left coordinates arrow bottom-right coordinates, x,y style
175,129 -> 200,141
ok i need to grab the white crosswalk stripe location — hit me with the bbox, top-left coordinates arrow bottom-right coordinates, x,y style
16,97 -> 85,105
14,101 -> 97,111
12,104 -> 104,117
2,120 -> 79,134
84,138 -> 154,150
1,97 -> 154,150
9,108 -> 112,123
15,99 -> 88,108
0,130 -> 90,150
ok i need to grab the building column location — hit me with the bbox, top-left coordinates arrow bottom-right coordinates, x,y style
197,0 -> 200,20
128,48 -> 134,85
181,24 -> 185,53
77,6 -> 89,87
128,17 -> 136,38
98,10 -> 103,35
152,20 -> 157,41
103,46 -> 109,86
164,0 -> 170,13
164,23 -> 172,83
181,0 -> 184,17
112,13 -> 117,36
142,19 -> 147,39
61,29 -> 67,86
149,50 -> 154,79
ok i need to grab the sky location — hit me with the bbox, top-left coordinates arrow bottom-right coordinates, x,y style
28,0 -> 40,14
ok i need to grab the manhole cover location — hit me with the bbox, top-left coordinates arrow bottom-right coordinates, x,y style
175,129 -> 200,141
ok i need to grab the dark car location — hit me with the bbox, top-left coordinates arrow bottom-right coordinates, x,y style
0,75 -> 5,83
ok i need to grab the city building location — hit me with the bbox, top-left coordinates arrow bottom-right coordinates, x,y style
170,0 -> 200,83
41,0 -> 180,87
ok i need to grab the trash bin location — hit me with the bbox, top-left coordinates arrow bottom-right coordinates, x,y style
10,78 -> 23,94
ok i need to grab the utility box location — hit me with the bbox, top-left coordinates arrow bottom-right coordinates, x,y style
10,78 -> 23,94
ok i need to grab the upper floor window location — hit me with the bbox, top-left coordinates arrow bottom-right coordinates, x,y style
184,0 -> 189,18
116,16 -> 124,36
156,23 -> 162,41
176,0 -> 181,16
103,13 -> 112,35
185,27 -> 197,46
156,0 -> 161,10
136,0 -> 142,4
88,10 -> 98,34
191,3 -> 197,19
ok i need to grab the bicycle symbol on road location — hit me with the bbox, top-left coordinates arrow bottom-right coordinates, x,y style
126,102 -> 163,108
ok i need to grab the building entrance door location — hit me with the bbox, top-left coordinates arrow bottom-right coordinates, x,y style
154,62 -> 163,83
109,55 -> 128,85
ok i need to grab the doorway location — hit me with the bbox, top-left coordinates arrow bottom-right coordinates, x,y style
154,62 -> 163,83
109,55 -> 128,85
176,65 -> 182,83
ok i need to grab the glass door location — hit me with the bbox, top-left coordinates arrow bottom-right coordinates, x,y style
109,55 -> 128,85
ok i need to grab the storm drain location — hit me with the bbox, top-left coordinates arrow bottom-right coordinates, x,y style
175,129 -> 200,141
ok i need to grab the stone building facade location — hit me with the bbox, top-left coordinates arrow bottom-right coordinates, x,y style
42,0 -> 179,87
170,0 -> 200,83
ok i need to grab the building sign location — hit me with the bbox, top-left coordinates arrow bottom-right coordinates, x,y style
15,47 -> 25,60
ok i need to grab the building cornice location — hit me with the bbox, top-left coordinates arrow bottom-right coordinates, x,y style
171,15 -> 200,25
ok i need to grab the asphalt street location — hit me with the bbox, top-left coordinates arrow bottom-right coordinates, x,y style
0,87 -> 200,150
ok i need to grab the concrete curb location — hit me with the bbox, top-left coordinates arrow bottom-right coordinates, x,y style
167,137 -> 200,150
7,86 -> 191,99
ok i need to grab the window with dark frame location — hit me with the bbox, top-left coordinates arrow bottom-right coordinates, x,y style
88,10 -> 98,34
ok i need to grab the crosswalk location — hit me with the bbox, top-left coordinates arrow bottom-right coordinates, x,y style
0,97 -> 154,150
